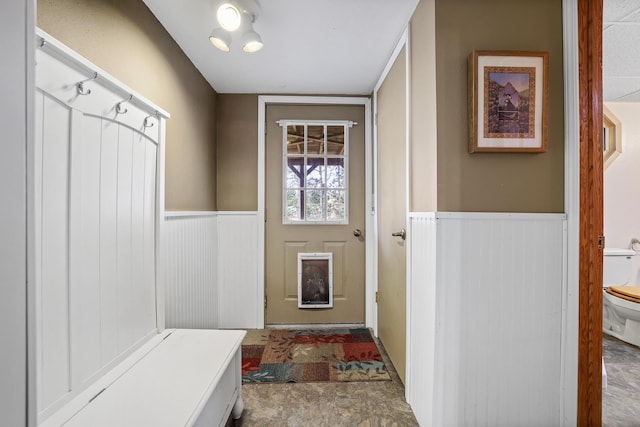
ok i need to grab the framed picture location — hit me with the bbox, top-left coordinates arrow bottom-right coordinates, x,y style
298,252 -> 333,309
468,50 -> 549,153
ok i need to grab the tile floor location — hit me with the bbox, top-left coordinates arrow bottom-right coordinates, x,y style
602,334 -> 640,427
229,329 -> 419,427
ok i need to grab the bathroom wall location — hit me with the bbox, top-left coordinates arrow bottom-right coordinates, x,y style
604,102 -> 640,285
38,0 -> 218,211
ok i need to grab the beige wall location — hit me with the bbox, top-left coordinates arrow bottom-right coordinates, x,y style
410,0 -> 438,212
38,0 -> 218,211
216,94 -> 259,211
432,0 -> 564,212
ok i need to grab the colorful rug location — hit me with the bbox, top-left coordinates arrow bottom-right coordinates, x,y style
242,328 -> 391,383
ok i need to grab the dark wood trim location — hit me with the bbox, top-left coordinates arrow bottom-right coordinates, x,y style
577,0 -> 603,425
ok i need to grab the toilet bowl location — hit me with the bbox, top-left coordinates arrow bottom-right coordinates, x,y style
603,248 -> 640,346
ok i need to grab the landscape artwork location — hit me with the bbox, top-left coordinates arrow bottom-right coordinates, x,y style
484,66 -> 536,138
468,50 -> 548,153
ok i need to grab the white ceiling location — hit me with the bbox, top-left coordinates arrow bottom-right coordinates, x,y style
144,1 -> 634,100
604,0 -> 640,101
143,0 -> 419,95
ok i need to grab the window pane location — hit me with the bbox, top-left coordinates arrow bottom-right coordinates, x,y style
305,190 -> 324,221
306,158 -> 325,188
287,125 -> 304,155
327,190 -> 345,221
286,190 -> 302,221
327,125 -> 345,155
287,157 -> 304,188
307,125 -> 324,155
326,158 -> 344,189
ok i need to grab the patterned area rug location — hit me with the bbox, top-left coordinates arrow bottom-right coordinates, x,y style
242,328 -> 391,383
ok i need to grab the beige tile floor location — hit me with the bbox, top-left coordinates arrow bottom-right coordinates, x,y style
229,329 -> 419,427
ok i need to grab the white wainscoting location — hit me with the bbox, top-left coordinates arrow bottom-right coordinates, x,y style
163,212 -> 261,329
430,212 -> 567,426
164,213 -> 219,328
407,213 -> 437,426
217,212 -> 261,329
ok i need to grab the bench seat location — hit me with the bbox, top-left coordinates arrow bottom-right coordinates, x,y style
41,329 -> 246,427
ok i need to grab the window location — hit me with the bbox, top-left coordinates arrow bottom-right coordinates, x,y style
603,106 -> 622,170
280,120 -> 351,224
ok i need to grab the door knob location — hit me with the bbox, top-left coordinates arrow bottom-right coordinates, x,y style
392,228 -> 406,240
353,228 -> 362,237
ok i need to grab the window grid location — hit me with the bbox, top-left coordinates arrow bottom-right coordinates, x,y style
281,121 -> 349,224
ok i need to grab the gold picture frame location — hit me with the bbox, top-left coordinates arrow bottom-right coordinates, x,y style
468,50 -> 549,153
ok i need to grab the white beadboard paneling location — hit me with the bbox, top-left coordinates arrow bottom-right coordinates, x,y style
164,213 -> 219,329
407,213 -> 437,426
433,213 -> 566,427
40,95 -> 72,410
218,213 -> 260,329
69,112 -> 102,389
99,119 -> 120,366
143,142 -> 158,332
117,126 -> 135,352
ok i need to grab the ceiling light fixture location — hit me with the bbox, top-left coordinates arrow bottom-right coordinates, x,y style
216,3 -> 242,31
210,0 -> 263,53
240,13 -> 263,53
209,28 -> 231,52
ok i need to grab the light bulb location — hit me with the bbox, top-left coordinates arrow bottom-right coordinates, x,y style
217,3 -> 241,32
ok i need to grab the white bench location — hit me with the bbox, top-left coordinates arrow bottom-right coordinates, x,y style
40,329 -> 246,427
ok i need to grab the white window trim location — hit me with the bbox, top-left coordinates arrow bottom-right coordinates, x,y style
278,119 -> 353,225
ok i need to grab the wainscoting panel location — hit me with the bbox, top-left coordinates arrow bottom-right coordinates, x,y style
433,213 -> 566,426
164,213 -> 218,329
407,213 -> 437,426
217,212 -> 261,329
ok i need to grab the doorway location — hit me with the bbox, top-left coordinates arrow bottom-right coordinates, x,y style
375,46 -> 408,383
257,96 -> 375,328
265,104 -> 366,324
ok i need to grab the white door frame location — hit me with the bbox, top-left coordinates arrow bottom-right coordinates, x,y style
257,95 -> 374,329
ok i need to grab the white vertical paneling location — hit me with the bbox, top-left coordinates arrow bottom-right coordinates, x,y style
433,213 -> 566,427
218,213 -> 260,329
164,213 -> 219,328
35,90 -> 44,411
99,119 -> 120,365
143,142 -> 158,332
117,126 -> 134,353
69,113 -> 102,388
36,33 -> 167,422
40,95 -> 71,410
407,213 -> 436,426
130,132 -> 147,340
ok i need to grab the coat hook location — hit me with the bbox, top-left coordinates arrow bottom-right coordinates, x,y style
77,72 -> 98,96
116,94 -> 133,115
39,38 -> 47,48
143,115 -> 155,128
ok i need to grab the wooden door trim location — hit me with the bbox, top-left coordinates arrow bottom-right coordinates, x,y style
257,96 -> 374,329
577,0 -> 604,424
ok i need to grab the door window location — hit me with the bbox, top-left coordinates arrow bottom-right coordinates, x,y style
280,121 -> 352,224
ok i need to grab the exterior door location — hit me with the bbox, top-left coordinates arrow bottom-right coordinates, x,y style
265,104 -> 366,324
377,47 -> 407,383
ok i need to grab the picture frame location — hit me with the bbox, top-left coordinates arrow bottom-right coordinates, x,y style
297,252 -> 333,309
468,50 -> 549,153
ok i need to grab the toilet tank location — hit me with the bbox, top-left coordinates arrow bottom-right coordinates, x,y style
603,248 -> 635,287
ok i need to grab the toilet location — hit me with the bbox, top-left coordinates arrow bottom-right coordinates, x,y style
603,248 -> 640,346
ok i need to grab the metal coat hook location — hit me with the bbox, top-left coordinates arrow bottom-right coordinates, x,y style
77,72 -> 98,96
143,112 -> 157,128
39,38 -> 47,48
116,94 -> 133,115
